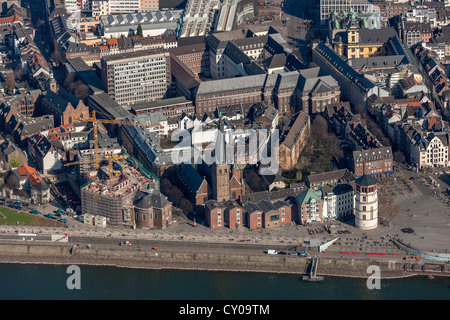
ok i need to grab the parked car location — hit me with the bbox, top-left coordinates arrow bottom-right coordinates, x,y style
401,227 -> 414,234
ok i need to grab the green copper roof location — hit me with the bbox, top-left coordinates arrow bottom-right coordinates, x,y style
295,189 -> 323,205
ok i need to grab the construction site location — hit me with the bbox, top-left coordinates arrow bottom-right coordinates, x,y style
62,110 -> 162,228
80,157 -> 159,228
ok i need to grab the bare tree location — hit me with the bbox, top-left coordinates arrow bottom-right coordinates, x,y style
74,83 -> 90,99
14,65 -> 24,82
4,70 -> 15,94
64,73 -> 76,89
179,198 -> 193,215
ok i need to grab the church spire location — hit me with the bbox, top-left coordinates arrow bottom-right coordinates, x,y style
215,115 -> 226,166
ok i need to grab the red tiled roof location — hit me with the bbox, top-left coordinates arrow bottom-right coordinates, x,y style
28,173 -> 43,185
0,13 -> 20,25
428,117 -> 437,130
16,165 -> 44,186
17,164 -> 37,178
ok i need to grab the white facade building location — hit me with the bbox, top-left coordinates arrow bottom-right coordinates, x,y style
354,175 -> 378,230
322,183 -> 355,221
101,49 -> 171,107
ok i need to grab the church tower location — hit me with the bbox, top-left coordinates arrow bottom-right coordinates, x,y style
347,13 -> 360,58
49,72 -> 58,93
211,117 -> 230,202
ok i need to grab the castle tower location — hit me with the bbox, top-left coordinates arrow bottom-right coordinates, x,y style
211,117 -> 230,202
354,175 -> 378,230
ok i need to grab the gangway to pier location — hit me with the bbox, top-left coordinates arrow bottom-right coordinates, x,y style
302,257 -> 324,281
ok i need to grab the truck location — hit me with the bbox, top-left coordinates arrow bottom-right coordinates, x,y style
299,248 -> 309,257
404,255 -> 420,261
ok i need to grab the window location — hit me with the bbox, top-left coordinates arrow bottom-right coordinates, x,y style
270,214 -> 280,222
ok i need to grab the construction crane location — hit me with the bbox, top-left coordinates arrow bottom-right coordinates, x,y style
74,110 -> 162,170
64,154 -> 129,186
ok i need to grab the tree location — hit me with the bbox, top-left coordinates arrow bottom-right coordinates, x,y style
9,155 -> 22,168
5,172 -> 19,190
136,24 -> 143,37
394,151 -> 405,164
14,65 -> 24,82
160,178 -> 186,208
244,169 -> 266,192
74,83 -> 90,99
4,70 -> 15,94
179,198 -> 193,215
311,114 -> 328,139
64,73 -> 76,89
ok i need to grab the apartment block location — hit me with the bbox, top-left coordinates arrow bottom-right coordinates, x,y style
352,146 -> 394,178
401,21 -> 432,47
243,199 -> 292,230
294,189 -> 324,225
205,199 -> 244,229
140,0 -> 159,10
100,49 -> 171,107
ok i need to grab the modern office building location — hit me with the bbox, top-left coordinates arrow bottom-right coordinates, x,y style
100,49 -> 171,107
320,0 -> 373,25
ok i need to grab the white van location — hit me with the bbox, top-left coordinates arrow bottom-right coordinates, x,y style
266,250 -> 277,255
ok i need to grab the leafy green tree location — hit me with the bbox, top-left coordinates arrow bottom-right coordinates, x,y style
10,156 -> 22,168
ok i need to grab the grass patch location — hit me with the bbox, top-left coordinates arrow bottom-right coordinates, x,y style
0,207 -> 63,227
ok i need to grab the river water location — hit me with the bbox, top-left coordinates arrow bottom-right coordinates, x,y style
0,263 -> 449,300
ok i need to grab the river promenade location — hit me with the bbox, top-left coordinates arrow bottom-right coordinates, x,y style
0,167 -> 449,279
0,213 -> 449,280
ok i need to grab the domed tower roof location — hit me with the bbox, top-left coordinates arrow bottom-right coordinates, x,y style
133,190 -> 169,209
355,175 -> 378,187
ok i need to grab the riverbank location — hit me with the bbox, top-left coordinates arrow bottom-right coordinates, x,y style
0,242 -> 447,280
